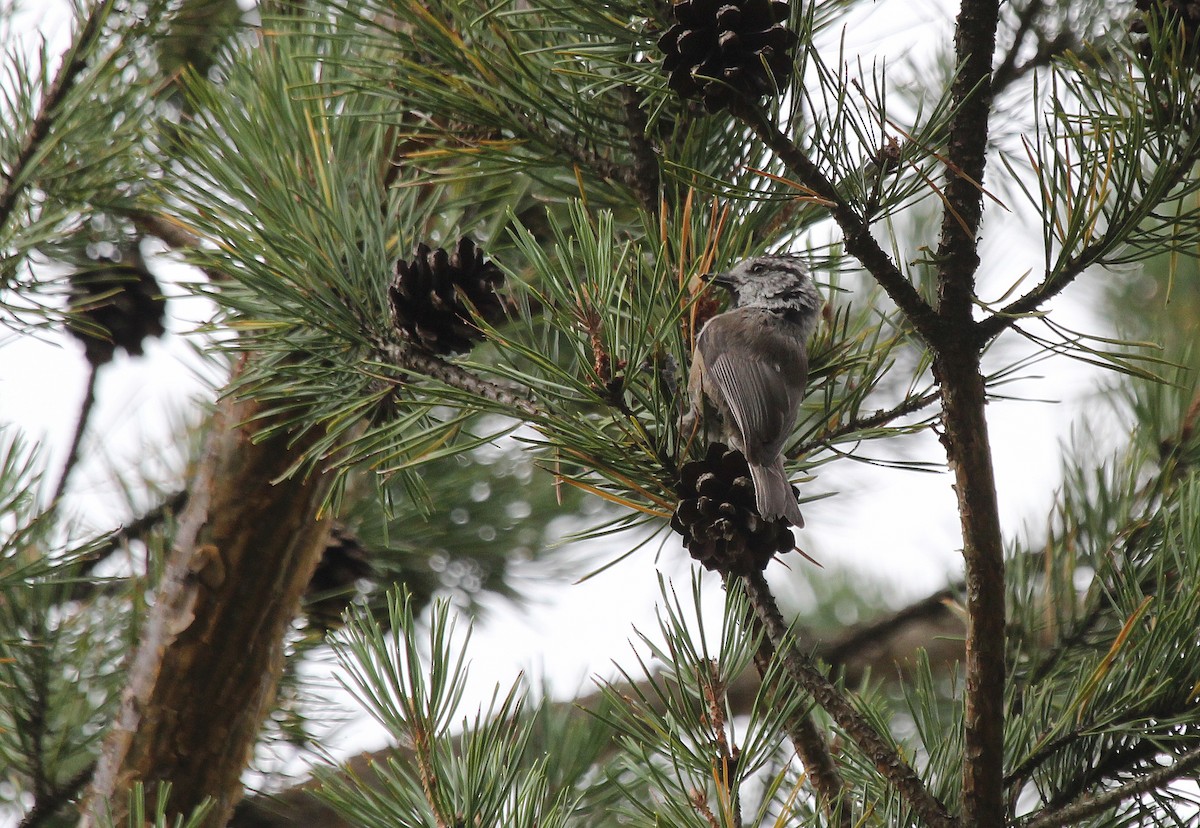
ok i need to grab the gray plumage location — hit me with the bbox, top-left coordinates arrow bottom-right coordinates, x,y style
688,254 -> 820,527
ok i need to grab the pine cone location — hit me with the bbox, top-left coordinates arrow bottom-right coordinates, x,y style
67,245 -> 166,367
305,525 -> 375,631
1132,0 -> 1200,67
1133,0 -> 1200,36
388,237 -> 515,355
658,0 -> 798,113
671,442 -> 795,575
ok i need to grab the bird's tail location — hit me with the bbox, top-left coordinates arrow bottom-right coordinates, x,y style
749,458 -> 805,527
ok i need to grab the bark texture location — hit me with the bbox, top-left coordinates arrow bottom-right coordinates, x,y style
83,388 -> 334,827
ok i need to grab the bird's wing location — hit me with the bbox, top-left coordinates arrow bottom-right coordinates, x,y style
697,310 -> 807,463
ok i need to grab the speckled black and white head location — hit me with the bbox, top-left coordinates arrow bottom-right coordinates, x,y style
706,253 -> 822,338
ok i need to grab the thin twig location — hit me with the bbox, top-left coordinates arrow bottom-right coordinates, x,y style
17,763 -> 96,828
740,571 -> 957,828
991,0 -> 1046,95
975,239 -> 1106,342
0,0 -> 114,233
50,362 -> 99,509
788,388 -> 942,459
1017,744 -> 1200,828
67,490 -> 190,601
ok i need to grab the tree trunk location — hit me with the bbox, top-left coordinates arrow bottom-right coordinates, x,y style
83,383 -> 334,827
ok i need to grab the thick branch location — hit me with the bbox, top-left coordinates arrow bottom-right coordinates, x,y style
934,0 -> 998,323
1018,744 -> 1200,828
82,389 -> 336,827
933,2 -> 1004,826
935,345 -> 1007,828
741,571 -> 957,828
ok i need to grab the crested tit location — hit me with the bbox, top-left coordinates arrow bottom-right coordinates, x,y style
688,253 -> 820,527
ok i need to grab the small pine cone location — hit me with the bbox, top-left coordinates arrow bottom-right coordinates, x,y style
1133,0 -> 1200,35
658,0 -> 798,113
67,245 -> 166,367
671,442 -> 794,575
389,237 -> 515,355
1132,1 -> 1200,66
305,525 -> 375,631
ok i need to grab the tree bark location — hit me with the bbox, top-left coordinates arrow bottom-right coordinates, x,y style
83,385 -> 334,827
935,344 -> 1007,828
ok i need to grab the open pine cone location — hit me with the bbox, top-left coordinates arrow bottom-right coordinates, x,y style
67,245 -> 167,367
388,237 -> 515,355
671,442 -> 795,575
658,0 -> 798,113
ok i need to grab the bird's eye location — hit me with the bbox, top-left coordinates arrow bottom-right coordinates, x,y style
749,262 -> 765,274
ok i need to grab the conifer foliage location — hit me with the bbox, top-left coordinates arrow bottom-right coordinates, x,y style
4,2 -> 1200,828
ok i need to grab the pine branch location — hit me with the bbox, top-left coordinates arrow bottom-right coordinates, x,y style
374,340 -> 543,418
727,103 -> 941,344
818,588 -> 960,667
930,2 -> 1005,824
788,388 -> 942,458
17,763 -> 95,828
976,238 -> 1106,342
742,585 -> 849,828
740,571 -> 956,828
0,0 -> 114,233
620,84 -> 660,215
50,362 -> 98,509
1017,744 -> 1200,828
934,0 -> 998,322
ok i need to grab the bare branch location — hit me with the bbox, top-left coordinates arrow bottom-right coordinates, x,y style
374,340 -> 543,419
741,571 -> 957,828
50,363 -> 99,509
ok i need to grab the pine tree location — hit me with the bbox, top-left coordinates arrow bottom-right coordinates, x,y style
4,1 -> 1200,827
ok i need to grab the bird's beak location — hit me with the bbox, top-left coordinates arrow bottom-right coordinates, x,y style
702,271 -> 735,291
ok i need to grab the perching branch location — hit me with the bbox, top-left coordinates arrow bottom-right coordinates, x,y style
740,571 -> 957,828
741,579 -> 849,828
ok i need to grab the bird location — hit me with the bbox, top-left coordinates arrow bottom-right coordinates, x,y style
688,253 -> 821,527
